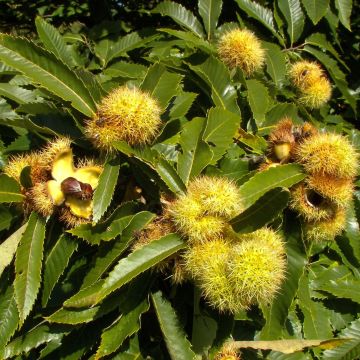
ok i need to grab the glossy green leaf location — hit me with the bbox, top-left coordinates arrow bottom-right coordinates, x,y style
96,299 -> 150,359
153,1 -> 205,38
198,0 -> 222,39
0,34 -> 96,117
169,92 -> 198,120
263,42 -> 286,86
239,164 -> 306,209
323,318 -> 360,359
152,291 -> 195,360
246,79 -> 270,125
203,107 -> 240,164
64,234 -> 185,308
35,17 -> 74,67
141,63 -> 183,109
334,0 -> 352,30
302,0 -> 330,24
231,188 -> 289,233
278,0 -> 304,45
177,117 -> 213,184
41,234 -> 78,307
0,223 -> 27,276
0,83 -> 37,104
103,61 -> 147,79
0,286 -> 19,359
189,56 -> 240,115
0,205 -> 13,232
14,212 -> 46,325
0,174 -> 25,203
92,158 -> 120,223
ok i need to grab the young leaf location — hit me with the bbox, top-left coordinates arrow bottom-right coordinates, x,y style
231,188 -> 290,233
92,158 -> 120,223
152,291 -> 195,360
41,234 -> 78,307
278,0 -> 304,45
35,17 -> 74,67
263,42 -> 286,86
0,223 -> 27,276
0,174 -> 25,203
14,212 -> 46,326
95,299 -> 150,359
0,34 -> 96,117
198,0 -> 223,40
334,0 -> 352,30
246,79 -> 270,126
238,164 -> 306,209
302,0 -> 330,25
177,117 -> 213,184
153,1 -> 205,38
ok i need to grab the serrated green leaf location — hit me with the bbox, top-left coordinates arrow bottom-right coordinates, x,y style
334,0 -> 352,30
103,62 -> 147,79
0,223 -> 27,276
64,234 -> 185,308
140,63 -> 183,109
14,212 -> 46,325
235,0 -> 282,42
153,1 -> 205,38
203,107 -> 240,164
152,291 -> 195,360
298,273 -> 333,339
323,318 -> 360,359
96,299 -> 150,359
189,56 -> 240,115
35,17 -> 74,67
278,0 -> 304,45
0,174 -> 24,203
302,0 -> 330,24
0,286 -> 19,358
263,42 -> 286,86
0,34 -> 96,117
92,158 -> 120,223
0,83 -> 37,104
231,188 -> 289,233
41,234 -> 78,307
343,203 -> 360,262
169,92 -> 198,120
177,117 -> 213,184
198,0 -> 222,40
246,79 -> 270,125
239,164 -> 305,209
260,217 -> 307,339
0,205 -> 13,232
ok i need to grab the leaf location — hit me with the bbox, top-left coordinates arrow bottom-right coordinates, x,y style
0,34 -> 96,117
35,17 -> 74,67
246,79 -> 270,126
235,0 -> 281,41
203,107 -> 240,164
41,234 -> 78,307
302,0 -> 330,24
0,83 -> 37,104
14,212 -> 46,326
103,62 -> 147,79
0,206 -> 13,232
260,217 -> 307,339
231,188 -> 289,233
177,117 -> 213,184
334,0 -> 352,30
153,1 -> 205,38
238,164 -> 306,209
323,318 -> 360,359
0,286 -> 19,359
0,174 -> 25,203
297,273 -> 333,338
198,0 -> 222,39
188,56 -> 240,115
152,291 -> 195,360
278,0 -> 304,45
140,63 -> 183,109
95,32 -> 155,67
263,42 -> 286,86
64,234 -> 185,308
169,92 -> 198,120
344,203 -> 360,262
232,339 -> 349,354
92,158 -> 120,223
0,223 -> 27,276
95,299 -> 150,359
